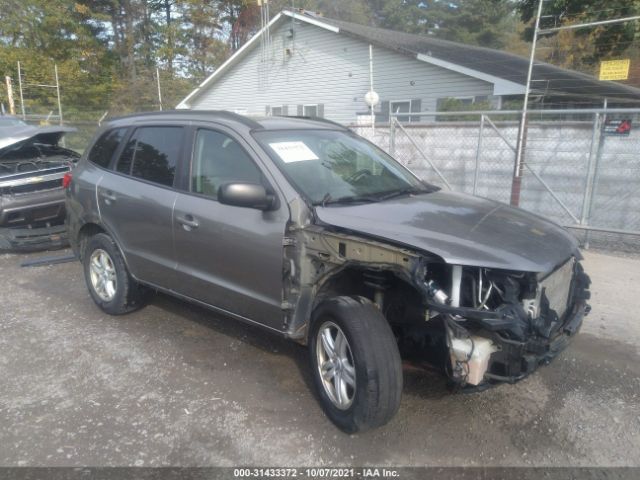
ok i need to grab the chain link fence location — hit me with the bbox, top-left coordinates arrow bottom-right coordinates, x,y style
353,109 -> 640,253
19,108 -> 640,252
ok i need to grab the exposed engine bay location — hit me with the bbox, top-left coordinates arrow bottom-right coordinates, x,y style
416,258 -> 590,388
0,124 -> 79,250
283,222 -> 591,390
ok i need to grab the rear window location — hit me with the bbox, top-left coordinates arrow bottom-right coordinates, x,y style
115,126 -> 183,187
0,117 -> 27,127
87,128 -> 127,168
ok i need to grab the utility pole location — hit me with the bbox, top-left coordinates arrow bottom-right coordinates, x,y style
54,63 -> 63,125
17,61 -> 26,119
156,67 -> 163,111
511,0 -> 544,207
369,44 -> 375,134
5,76 -> 15,115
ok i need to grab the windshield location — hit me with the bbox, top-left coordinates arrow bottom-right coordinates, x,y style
254,129 -> 436,205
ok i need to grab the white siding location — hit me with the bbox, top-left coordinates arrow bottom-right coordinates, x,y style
189,21 -> 494,124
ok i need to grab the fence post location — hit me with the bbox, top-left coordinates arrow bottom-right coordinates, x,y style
583,111 -> 607,249
473,114 -> 485,195
389,115 -> 396,156
510,111 -> 528,206
580,113 -> 601,230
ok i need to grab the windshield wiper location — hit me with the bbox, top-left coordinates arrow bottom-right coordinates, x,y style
375,187 -> 432,201
315,186 -> 435,207
315,193 -> 381,206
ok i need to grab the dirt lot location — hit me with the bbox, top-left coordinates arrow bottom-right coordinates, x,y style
0,249 -> 639,467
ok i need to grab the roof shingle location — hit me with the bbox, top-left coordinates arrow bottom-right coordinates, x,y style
313,13 -> 640,102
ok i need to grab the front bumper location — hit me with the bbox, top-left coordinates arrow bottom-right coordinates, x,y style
481,300 -> 589,386
0,224 -> 68,251
0,188 -> 68,251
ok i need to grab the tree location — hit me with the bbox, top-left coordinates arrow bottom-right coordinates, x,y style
369,0 -> 518,50
0,0 -> 117,117
268,0 -> 372,25
517,0 -> 640,65
180,0 -> 229,76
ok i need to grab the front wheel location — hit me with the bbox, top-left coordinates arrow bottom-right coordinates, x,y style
309,296 -> 403,433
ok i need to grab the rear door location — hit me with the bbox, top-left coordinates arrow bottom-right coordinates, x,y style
172,126 -> 288,330
97,125 -> 185,288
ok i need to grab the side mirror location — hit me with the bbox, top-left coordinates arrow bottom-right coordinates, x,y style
218,183 -> 275,210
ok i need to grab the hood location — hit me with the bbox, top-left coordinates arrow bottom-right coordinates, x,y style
0,125 -> 76,154
314,191 -> 580,273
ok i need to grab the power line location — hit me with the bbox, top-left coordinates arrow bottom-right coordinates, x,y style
539,15 -> 640,35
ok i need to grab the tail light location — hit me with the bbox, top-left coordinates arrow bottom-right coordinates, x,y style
62,172 -> 73,189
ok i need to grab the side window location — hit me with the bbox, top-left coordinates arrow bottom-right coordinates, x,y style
87,128 -> 127,168
116,136 -> 136,174
115,126 -> 183,187
191,129 -> 263,199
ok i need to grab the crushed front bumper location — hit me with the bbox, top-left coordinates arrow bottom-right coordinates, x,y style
481,300 -> 589,385
0,187 -> 68,251
0,224 -> 68,251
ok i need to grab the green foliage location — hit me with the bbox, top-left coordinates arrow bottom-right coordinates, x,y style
517,0 -> 640,64
269,0 -> 373,25
371,0 -> 518,49
0,0 -> 117,117
0,0 -> 637,122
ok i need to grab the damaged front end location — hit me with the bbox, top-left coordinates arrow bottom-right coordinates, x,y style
0,125 -> 79,251
417,257 -> 591,389
282,214 -> 590,390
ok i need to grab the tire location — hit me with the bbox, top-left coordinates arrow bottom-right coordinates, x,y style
309,296 -> 403,433
83,233 -> 150,315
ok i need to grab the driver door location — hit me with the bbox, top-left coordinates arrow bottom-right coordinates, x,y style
172,127 -> 288,331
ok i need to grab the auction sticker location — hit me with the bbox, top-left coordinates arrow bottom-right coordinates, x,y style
269,141 -> 319,163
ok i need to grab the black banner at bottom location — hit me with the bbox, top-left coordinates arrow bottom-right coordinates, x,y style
0,468 -> 637,480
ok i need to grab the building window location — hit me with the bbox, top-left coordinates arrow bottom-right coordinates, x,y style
267,105 -> 289,116
303,104 -> 318,117
390,100 -> 413,123
436,96 -> 490,111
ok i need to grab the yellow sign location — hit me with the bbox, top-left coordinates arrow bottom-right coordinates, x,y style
599,59 -> 630,81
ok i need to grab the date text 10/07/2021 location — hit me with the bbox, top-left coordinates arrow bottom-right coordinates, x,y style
233,468 -> 400,478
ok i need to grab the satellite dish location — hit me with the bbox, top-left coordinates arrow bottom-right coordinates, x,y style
365,90 -> 379,107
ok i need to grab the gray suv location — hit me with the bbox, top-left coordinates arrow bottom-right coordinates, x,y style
66,111 -> 590,432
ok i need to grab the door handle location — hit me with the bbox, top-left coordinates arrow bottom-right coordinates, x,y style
176,214 -> 199,230
100,190 -> 117,203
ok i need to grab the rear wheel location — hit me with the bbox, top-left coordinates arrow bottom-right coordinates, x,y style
83,233 -> 150,315
309,296 -> 403,433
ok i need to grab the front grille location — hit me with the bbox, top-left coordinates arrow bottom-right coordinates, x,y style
539,258 -> 575,319
9,179 -> 63,195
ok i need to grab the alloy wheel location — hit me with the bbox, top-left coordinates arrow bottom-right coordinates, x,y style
89,249 -> 117,302
316,321 -> 356,410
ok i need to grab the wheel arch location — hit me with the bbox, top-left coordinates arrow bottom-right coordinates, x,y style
76,222 -> 136,283
304,264 -> 427,344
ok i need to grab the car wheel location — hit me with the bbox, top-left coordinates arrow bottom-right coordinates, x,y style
309,296 -> 403,433
83,233 -> 150,315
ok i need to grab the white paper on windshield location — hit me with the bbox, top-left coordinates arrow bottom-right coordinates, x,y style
269,141 -> 319,163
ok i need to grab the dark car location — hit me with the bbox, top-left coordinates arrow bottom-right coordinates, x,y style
0,118 -> 79,250
65,111 -> 590,432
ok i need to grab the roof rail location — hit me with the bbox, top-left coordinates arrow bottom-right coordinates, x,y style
285,116 -> 348,130
109,110 -> 263,129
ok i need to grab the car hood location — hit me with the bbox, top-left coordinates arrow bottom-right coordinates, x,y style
314,191 -> 580,273
0,125 -> 76,153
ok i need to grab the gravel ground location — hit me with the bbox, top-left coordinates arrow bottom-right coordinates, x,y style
0,249 -> 639,467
